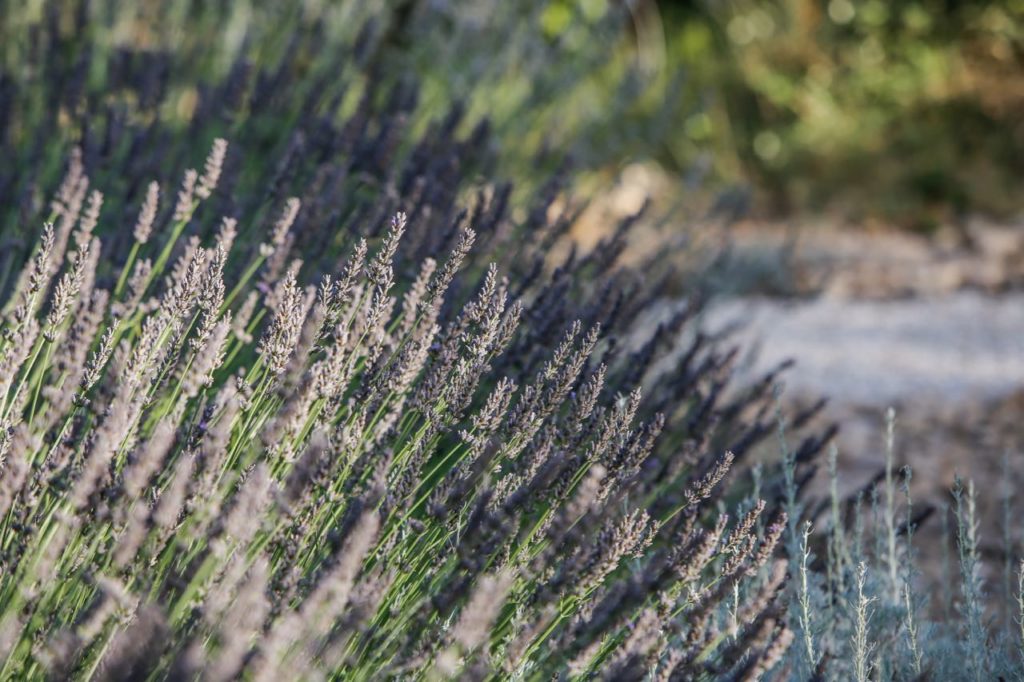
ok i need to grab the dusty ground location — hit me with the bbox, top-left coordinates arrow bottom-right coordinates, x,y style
711,291 -> 1024,407
704,218 -> 1024,608
706,292 -> 1024,527
705,217 -> 1024,499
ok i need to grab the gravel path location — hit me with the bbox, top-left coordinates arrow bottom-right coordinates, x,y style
707,291 -> 1024,406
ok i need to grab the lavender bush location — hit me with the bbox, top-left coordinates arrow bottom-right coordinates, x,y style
0,111 -> 803,682
0,5 -> 810,677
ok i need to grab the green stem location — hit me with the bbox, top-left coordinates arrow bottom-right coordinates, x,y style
113,240 -> 142,299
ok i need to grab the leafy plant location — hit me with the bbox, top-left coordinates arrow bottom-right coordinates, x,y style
654,0 -> 1024,225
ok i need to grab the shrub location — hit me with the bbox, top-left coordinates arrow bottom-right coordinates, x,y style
772,417 -> 1024,680
657,0 -> 1024,225
0,5 -> 806,679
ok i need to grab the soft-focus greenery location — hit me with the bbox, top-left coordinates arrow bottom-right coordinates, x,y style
16,0 -> 1019,229
0,0 -> 658,192
513,0 -> 1024,228
652,0 -> 1024,228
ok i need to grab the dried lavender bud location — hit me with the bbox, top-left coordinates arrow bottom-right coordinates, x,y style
400,257 -> 436,336
216,216 -> 238,254
73,190 -> 103,248
174,169 -> 199,222
50,147 -> 84,218
133,181 -> 160,244
0,425 -> 34,519
113,500 -> 152,570
257,268 -> 306,375
450,569 -> 513,652
260,197 -> 301,257
183,316 -> 232,397
51,175 -> 88,275
232,291 -> 258,343
95,605 -> 167,682
254,511 -> 379,681
43,238 -> 92,340
435,569 -> 514,677
205,558 -> 270,682
197,138 -> 228,200
123,417 -> 177,501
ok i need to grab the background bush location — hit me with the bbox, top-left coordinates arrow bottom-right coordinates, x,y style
494,0 -> 1024,228
674,0 -> 1024,227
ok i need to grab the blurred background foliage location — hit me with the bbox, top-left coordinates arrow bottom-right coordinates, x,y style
662,0 -> 1024,230
440,0 -> 1024,231
607,0 -> 1024,231
0,0 -> 647,208
2,0 -> 1023,230
541,0 -> 1024,230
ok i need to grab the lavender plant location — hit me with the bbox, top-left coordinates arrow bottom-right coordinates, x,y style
0,123 -> 808,678
0,5 -> 810,673
776,407 -> 1024,681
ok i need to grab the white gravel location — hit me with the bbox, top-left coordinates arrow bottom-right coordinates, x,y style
706,291 -> 1024,406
